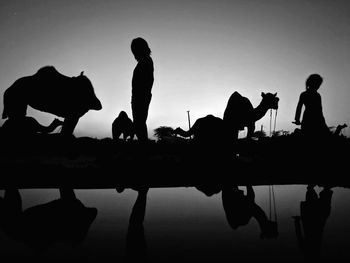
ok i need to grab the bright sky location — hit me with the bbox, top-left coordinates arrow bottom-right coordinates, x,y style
1,0 -> 349,138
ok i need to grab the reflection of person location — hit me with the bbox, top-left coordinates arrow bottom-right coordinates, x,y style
126,187 -> 149,261
0,188 -> 97,251
293,74 -> 329,137
292,185 -> 333,261
222,185 -> 278,239
131,37 -> 154,142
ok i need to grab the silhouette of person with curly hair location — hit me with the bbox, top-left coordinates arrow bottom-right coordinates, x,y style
131,37 -> 154,142
293,74 -> 329,137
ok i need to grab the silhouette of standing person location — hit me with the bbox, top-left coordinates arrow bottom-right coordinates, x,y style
131,37 -> 154,142
293,74 -> 329,137
292,185 -> 333,261
222,185 -> 278,239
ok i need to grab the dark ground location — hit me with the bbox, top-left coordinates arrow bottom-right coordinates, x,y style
0,133 -> 349,190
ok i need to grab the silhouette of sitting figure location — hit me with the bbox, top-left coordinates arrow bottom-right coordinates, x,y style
293,74 -> 329,138
223,91 -> 279,141
112,111 -> 135,141
126,187 -> 149,261
292,185 -> 333,261
2,66 -> 102,136
222,185 -> 278,239
0,188 -> 97,251
1,115 -> 63,139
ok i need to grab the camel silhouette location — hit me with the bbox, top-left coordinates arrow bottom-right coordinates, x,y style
223,91 -> 279,140
2,66 -> 102,136
174,114 -> 226,143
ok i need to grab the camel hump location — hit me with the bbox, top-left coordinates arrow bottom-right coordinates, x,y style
223,91 -> 253,123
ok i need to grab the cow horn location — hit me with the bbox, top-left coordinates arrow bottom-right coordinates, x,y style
80,71 -> 84,76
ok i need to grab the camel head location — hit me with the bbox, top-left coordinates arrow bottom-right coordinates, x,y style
261,92 -> 279,110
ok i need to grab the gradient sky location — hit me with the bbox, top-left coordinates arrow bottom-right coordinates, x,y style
1,0 -> 349,138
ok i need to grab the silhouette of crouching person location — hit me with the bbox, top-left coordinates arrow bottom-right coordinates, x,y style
112,111 -> 135,141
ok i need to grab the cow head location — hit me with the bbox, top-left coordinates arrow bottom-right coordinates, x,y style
77,73 -> 102,111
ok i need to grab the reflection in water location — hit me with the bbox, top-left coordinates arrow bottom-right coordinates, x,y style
0,188 -> 97,251
292,185 -> 333,261
0,186 -> 348,262
222,185 -> 279,239
126,187 -> 149,261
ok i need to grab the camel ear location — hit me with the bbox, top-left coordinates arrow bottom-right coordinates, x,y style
261,92 -> 266,97
274,92 -> 277,97
80,71 -> 84,76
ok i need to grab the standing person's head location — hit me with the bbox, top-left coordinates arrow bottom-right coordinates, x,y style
306,74 -> 323,91
131,37 -> 151,61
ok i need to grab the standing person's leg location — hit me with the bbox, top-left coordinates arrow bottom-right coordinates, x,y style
132,95 -> 151,142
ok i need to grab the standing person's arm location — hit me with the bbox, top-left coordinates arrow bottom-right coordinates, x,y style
294,93 -> 304,125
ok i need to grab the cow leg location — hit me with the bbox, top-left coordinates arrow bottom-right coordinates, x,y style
61,116 -> 79,136
247,123 -> 255,139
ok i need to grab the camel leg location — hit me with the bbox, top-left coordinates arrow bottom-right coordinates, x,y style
61,116 -> 79,136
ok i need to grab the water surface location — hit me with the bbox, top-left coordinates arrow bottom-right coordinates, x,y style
1,185 -> 350,262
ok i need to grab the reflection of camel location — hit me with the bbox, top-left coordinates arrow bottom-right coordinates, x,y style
112,111 -> 135,141
223,92 -> 279,140
222,185 -> 278,239
292,186 -> 333,261
0,188 -> 97,251
2,66 -> 102,136
126,188 -> 149,261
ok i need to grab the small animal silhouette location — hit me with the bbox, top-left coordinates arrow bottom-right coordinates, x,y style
2,66 -> 102,136
223,91 -> 279,140
112,111 -> 135,141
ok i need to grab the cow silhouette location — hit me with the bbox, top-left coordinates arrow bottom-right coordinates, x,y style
2,66 -> 102,135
